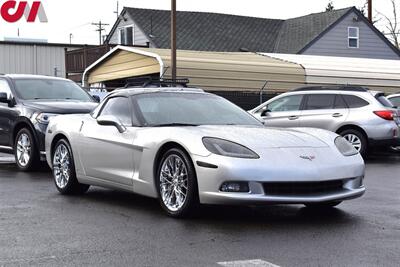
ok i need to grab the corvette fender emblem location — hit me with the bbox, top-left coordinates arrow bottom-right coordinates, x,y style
300,155 -> 316,161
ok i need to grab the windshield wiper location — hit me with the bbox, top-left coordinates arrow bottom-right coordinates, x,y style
151,123 -> 200,127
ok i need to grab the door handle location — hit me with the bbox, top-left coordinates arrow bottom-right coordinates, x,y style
288,115 -> 299,120
332,113 -> 343,118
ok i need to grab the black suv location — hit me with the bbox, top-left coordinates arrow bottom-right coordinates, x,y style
0,74 -> 98,171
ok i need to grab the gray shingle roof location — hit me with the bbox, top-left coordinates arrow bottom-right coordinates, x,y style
125,8 -> 284,52
274,7 -> 352,53
120,7 -> 353,53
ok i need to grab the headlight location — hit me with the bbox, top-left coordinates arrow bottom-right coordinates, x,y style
335,136 -> 358,156
202,137 -> 259,159
35,113 -> 58,124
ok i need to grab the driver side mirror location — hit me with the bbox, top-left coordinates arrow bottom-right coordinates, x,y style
97,115 -> 126,133
0,92 -> 9,103
260,107 -> 271,117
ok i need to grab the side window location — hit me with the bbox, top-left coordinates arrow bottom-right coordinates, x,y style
334,95 -> 347,109
100,97 -> 133,126
304,94 -> 335,110
267,95 -> 303,112
389,97 -> 400,107
342,95 -> 369,108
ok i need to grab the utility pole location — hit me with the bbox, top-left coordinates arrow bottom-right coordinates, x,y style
368,0 -> 372,23
69,33 -> 73,44
171,0 -> 177,81
114,1 -> 119,19
92,21 -> 109,45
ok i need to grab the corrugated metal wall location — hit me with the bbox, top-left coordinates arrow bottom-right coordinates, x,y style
0,43 -> 71,77
84,47 -> 307,93
266,53 -> 400,93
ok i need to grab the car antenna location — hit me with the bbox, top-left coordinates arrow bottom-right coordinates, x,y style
260,81 -> 268,105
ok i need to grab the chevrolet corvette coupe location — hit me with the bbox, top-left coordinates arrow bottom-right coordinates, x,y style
45,88 -> 365,217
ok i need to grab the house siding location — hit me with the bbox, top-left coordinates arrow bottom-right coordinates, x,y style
302,11 -> 400,59
108,14 -> 150,46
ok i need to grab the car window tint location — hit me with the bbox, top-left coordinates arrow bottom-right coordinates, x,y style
389,97 -> 400,107
305,94 -> 335,110
376,96 -> 394,108
334,95 -> 348,109
100,97 -> 133,126
342,95 -> 369,108
267,95 -> 303,112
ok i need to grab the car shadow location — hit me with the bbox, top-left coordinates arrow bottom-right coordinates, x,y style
79,187 -> 360,230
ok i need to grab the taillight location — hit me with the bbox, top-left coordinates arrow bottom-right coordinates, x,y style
373,110 -> 394,121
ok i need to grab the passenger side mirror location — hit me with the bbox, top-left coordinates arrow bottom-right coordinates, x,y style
97,115 -> 126,133
92,95 -> 101,103
0,92 -> 8,103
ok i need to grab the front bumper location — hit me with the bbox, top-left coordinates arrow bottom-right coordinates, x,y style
192,149 -> 365,205
33,122 -> 48,160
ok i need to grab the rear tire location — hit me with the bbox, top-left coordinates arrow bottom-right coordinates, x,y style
339,129 -> 367,157
156,148 -> 198,218
304,201 -> 342,209
14,128 -> 40,171
52,139 -> 89,195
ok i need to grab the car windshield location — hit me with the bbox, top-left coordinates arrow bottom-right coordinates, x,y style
134,92 -> 262,126
13,79 -> 93,102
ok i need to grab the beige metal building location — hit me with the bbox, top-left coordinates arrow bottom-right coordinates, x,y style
83,46 -> 307,93
265,53 -> 400,93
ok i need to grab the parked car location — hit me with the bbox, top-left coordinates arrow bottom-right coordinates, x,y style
0,74 -> 98,171
45,87 -> 365,218
387,93 -> 400,108
250,86 -> 400,156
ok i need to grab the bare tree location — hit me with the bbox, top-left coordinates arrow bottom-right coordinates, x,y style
325,1 -> 335,12
378,0 -> 399,48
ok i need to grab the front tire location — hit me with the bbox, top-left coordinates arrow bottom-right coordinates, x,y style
14,128 -> 40,171
52,139 -> 89,195
339,129 -> 367,157
156,148 -> 198,218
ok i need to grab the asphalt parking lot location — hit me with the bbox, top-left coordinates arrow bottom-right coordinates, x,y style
0,151 -> 399,267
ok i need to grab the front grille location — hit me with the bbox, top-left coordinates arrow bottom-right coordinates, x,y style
263,180 -> 344,196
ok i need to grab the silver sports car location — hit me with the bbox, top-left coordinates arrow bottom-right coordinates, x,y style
45,88 -> 365,217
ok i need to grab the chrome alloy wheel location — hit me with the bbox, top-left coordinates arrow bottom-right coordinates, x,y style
159,155 -> 188,212
16,133 -> 32,167
343,134 -> 362,152
53,144 -> 71,189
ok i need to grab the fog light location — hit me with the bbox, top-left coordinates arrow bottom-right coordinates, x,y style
220,182 -> 249,193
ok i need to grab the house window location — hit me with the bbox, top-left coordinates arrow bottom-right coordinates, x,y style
348,27 -> 359,48
119,25 -> 134,45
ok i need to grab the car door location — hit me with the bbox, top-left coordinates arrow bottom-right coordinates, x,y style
259,94 -> 304,127
0,79 -> 15,147
299,94 -> 349,132
78,96 -> 137,186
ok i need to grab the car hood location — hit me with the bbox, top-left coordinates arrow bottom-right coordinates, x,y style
194,125 -> 330,149
23,101 -> 98,114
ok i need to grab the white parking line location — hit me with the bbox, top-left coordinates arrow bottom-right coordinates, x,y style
218,259 -> 281,267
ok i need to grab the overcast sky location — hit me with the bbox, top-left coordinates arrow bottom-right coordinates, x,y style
0,0 -> 397,45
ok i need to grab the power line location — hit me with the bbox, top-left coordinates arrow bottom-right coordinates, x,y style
92,21 -> 110,45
